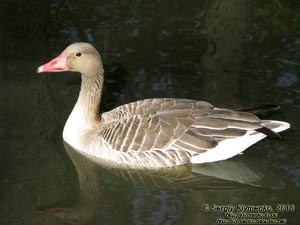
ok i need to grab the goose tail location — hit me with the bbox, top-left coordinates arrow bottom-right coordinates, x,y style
191,120 -> 290,164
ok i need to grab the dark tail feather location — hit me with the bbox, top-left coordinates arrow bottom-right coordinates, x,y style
255,127 -> 281,138
236,104 -> 280,117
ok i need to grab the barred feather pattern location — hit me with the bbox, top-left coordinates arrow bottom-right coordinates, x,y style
77,98 -> 267,168
59,43 -> 289,169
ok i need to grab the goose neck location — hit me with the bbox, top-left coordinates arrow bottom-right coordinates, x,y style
76,71 -> 104,124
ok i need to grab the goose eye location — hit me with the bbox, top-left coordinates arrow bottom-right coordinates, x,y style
76,52 -> 82,57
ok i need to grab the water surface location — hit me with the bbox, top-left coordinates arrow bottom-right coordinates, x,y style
1,0 -> 300,224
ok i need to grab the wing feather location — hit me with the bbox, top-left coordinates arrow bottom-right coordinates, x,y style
99,98 -> 264,164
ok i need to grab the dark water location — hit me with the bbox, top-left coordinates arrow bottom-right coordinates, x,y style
1,0 -> 300,224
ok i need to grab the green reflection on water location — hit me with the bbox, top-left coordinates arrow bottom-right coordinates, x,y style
1,0 -> 300,224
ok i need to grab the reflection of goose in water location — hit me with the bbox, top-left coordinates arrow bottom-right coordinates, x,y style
39,142 -> 102,224
38,142 -> 286,224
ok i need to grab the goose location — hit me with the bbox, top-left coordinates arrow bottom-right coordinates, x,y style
37,42 -> 290,168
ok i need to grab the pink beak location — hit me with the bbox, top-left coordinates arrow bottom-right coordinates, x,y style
37,54 -> 69,73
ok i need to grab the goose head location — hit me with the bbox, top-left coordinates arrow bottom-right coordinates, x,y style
37,42 -> 103,76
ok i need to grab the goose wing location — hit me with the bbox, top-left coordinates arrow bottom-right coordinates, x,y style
100,99 -> 262,162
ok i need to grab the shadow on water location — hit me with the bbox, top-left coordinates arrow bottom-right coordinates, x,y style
1,0 -> 300,224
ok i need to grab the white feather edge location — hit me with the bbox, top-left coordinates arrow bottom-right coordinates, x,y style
191,120 -> 290,164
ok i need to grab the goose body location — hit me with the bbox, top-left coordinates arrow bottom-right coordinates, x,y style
37,42 -> 290,168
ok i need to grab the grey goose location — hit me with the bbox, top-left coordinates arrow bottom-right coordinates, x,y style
37,43 -> 290,168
